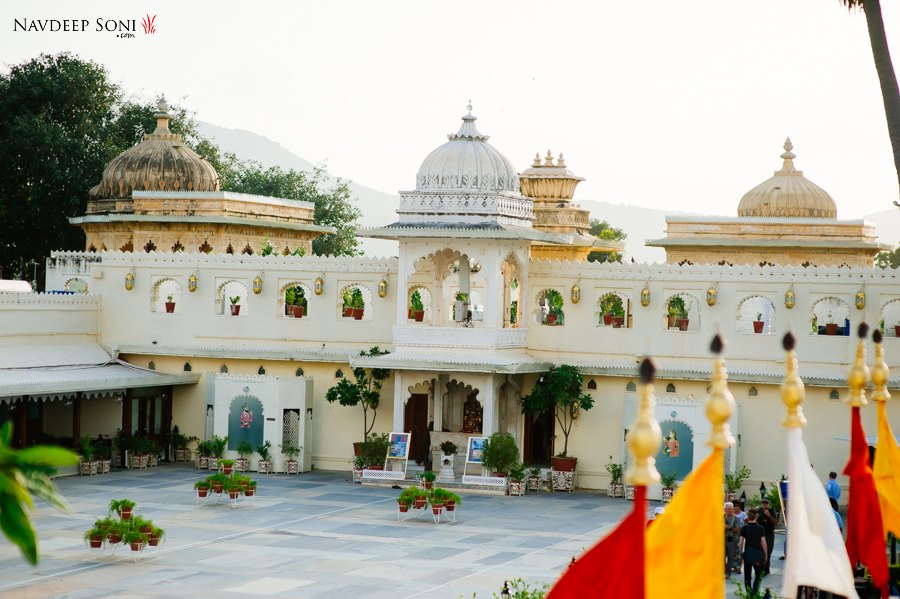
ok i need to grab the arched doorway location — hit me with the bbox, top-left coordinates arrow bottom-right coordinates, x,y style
404,393 -> 429,464
523,410 -> 553,467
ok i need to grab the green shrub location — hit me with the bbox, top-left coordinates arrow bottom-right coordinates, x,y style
481,433 -> 519,475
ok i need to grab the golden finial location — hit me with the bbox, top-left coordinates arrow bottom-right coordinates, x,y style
847,323 -> 870,408
625,358 -> 662,486
543,150 -> 554,167
706,335 -> 735,449
532,152 -> 542,168
781,332 -> 807,428
872,328 -> 890,404
556,153 -> 566,168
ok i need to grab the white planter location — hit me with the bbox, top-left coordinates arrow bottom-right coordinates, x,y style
508,481 -> 526,496
662,487 -> 675,503
608,483 -> 625,498
527,475 -> 543,492
285,459 -> 299,474
437,453 -> 456,482
257,460 -> 271,474
625,485 -> 635,500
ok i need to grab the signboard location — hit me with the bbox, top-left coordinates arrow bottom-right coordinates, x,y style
466,436 -> 486,464
388,432 -> 410,460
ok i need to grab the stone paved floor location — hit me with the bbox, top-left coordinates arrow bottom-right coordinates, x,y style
0,465 -> 784,598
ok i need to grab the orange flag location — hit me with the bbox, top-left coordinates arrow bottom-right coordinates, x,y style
843,406 -> 888,596
548,486 -> 646,598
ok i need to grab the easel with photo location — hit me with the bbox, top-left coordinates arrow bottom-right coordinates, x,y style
461,436 -> 507,489
362,431 -> 409,482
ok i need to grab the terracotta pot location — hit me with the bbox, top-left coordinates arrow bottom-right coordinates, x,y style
120,507 -> 133,520
413,498 -> 427,509
212,482 -> 224,493
228,489 -> 240,499
431,503 -> 444,515
140,526 -> 152,534
423,480 -> 433,489
292,305 -> 303,318
603,313 -> 613,325
230,304 -> 241,316
89,536 -> 103,549
108,533 -> 122,544
148,536 -> 160,547
244,488 -> 255,497
165,302 -> 175,313
223,466 -> 233,475
197,487 -> 209,497
407,309 -> 413,319
353,442 -> 362,456
285,304 -> 293,316
545,313 -> 558,326
676,318 -> 689,331
825,323 -> 839,335
493,472 -> 507,478
667,315 -> 677,328
367,464 -> 384,471
130,542 -> 143,552
413,310 -> 425,322
445,500 -> 456,512
398,503 -> 409,513
611,316 -> 625,328
352,308 -> 364,320
753,320 -> 764,334
552,456 -> 578,472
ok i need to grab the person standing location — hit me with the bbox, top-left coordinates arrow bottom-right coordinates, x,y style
829,497 -> 844,534
725,502 -> 742,578
758,498 -> 778,575
739,509 -> 768,594
825,471 -> 841,503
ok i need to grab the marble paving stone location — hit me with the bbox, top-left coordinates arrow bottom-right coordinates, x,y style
223,576 -> 314,595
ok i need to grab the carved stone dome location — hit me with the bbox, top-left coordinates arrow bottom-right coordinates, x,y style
89,97 -> 220,199
737,138 -> 836,219
415,103 -> 520,193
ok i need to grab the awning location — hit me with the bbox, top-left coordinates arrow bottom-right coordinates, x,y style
351,349 -> 552,374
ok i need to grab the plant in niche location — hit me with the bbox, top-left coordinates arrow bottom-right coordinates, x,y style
229,295 -> 241,306
410,289 -> 424,312
667,295 -> 686,318
522,365 -> 594,458
756,312 -> 763,322
325,347 -> 390,441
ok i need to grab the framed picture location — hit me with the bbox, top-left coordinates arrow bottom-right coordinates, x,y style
466,436 -> 486,464
388,432 -> 410,460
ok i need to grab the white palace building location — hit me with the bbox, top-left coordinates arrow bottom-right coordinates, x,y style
2,100 -> 898,499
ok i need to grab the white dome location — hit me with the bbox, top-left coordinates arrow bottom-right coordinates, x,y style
416,104 -> 520,193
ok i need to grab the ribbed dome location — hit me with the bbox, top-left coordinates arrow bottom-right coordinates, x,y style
89,97 -> 220,199
415,103 -> 520,193
737,138 -> 836,219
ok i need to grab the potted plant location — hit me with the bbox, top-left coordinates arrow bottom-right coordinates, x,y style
666,296 -> 685,329
196,439 -> 211,469
208,435 -> 228,470
284,286 -> 296,316
106,521 -> 125,544
235,441 -> 252,471
527,465 -> 543,492
409,289 -> 425,322
342,288 -> 354,317
256,440 -> 272,473
543,290 -> 564,326
660,471 -> 678,503
171,425 -> 198,462
397,486 -> 419,512
605,455 -> 625,498
753,312 -> 764,334
226,481 -> 242,500
281,443 -> 302,474
325,347 -> 390,453
296,287 -> 308,317
359,432 -> 390,469
724,465 -> 752,502
165,294 -> 176,313
419,470 -> 437,490
208,472 -> 227,493
825,311 -> 839,335
123,530 -> 146,552
219,458 -> 236,475
546,305 -> 563,326
676,298 -> 691,331
412,488 -> 429,510
481,432 -> 519,477
522,365 -> 594,473
440,440 -> 458,457
229,295 -> 241,316
244,480 -> 257,497
610,296 -> 626,328
133,516 -> 153,535
108,498 -> 136,521
350,288 -> 365,320
434,488 -> 461,512
194,479 -> 211,497
84,526 -> 105,549
508,462 -> 527,496
148,525 -> 165,547
79,435 -> 97,475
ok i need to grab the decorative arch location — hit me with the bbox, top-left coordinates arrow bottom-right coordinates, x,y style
664,292 -> 700,332
338,283 -> 374,321
748,386 -> 758,397
625,381 -> 637,392
406,379 -> 433,397
64,277 -> 89,294
217,280 -> 249,316
829,389 -> 840,401
281,281 -> 311,318
736,295 -> 776,335
665,383 -> 676,393
151,278 -> 183,314
295,367 -> 304,377
880,299 -> 900,338
597,291 -> 630,328
148,361 -> 156,370
220,364 -> 229,373
810,296 -> 851,335
443,379 -> 482,433
586,379 -> 597,390
183,362 -> 192,372
535,288 -> 565,326
335,369 -> 344,379
258,366 -> 266,375
407,285 -> 433,323
227,394 -> 263,451
656,418 -> 696,479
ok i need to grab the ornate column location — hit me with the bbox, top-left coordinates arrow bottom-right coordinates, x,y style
392,371 -> 405,433
480,374 -> 497,436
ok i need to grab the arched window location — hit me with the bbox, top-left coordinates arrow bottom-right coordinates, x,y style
880,299 -> 900,338
220,364 -> 229,373
829,389 -> 840,401
664,293 -> 700,332
148,361 -> 155,371
64,278 -> 89,294
748,386 -> 758,397
536,289 -> 565,326
295,367 -> 304,377
335,369 -> 344,379
737,296 -> 776,335
625,381 -> 637,392
258,366 -> 266,375
810,297 -> 851,336
407,286 -> 433,324
183,362 -> 192,372
597,291 -> 630,328
152,278 -> 183,314
283,282 -> 311,319
218,280 -> 249,316
339,284 -> 374,321
666,383 -> 676,393
587,379 -> 597,390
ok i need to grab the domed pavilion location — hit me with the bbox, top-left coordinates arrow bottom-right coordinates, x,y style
647,138 -> 889,267
71,97 -> 333,255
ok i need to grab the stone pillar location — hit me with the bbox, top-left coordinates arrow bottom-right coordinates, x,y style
483,251 -> 503,329
392,371 -> 405,433
433,375 -> 445,433
481,374 -> 497,436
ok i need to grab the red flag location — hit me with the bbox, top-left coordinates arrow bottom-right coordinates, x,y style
548,486 -> 646,598
843,406 -> 889,597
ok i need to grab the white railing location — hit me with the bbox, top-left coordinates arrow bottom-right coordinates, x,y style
393,325 -> 527,349
398,193 -> 534,221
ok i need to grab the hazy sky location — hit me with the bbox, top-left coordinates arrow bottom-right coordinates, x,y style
3,0 -> 899,219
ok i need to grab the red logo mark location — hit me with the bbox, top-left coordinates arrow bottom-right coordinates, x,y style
141,14 -> 156,34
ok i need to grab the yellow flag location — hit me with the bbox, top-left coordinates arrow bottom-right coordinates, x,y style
874,402 -> 900,538
646,449 -> 724,599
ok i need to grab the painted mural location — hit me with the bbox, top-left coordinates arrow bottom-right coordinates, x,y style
228,395 -> 264,451
655,419 -> 694,481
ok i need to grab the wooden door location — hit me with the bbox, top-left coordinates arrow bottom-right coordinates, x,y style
523,410 -> 553,467
404,394 -> 429,464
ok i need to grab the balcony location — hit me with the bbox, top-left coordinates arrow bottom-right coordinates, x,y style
393,324 -> 527,350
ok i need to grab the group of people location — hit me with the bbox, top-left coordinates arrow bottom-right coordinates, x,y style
724,498 -> 779,593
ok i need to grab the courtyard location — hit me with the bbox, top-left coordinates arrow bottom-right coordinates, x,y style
0,466 -> 783,598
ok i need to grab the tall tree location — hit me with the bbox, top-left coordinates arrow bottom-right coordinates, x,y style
840,0 -> 900,205
587,218 -> 627,263
876,244 -> 900,268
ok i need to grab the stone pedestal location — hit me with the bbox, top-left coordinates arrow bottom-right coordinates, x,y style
437,453 -> 456,482
552,469 -> 576,492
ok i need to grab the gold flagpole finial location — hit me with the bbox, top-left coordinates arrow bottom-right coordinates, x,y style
847,323 -> 870,408
625,358 -> 662,486
781,332 -> 807,428
707,335 -> 735,448
872,329 -> 890,404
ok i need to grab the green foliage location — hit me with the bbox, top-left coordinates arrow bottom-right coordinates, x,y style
256,441 -> 272,461
586,219 -> 627,263
193,479 -> 210,489
431,487 -> 461,505
508,462 -> 528,482
229,295 -> 241,305
724,465 -> 752,492
419,470 -> 437,483
491,578 -> 550,598
439,440 -> 458,455
196,439 -> 211,457
599,293 -> 625,318
0,422 -> 78,564
325,347 -> 390,440
528,465 -> 542,477
107,498 -> 135,517
734,583 -> 780,599
660,471 -> 678,489
280,443 -> 301,458
170,426 -> 198,450
236,441 -> 253,458
219,459 -> 236,468
78,435 -> 95,461
359,433 -> 390,468
877,245 -> 900,269
209,435 -> 228,458
667,295 -> 687,319
605,455 -> 624,485
397,486 -> 428,507
481,433 -> 520,475
521,365 -> 594,457
350,287 -> 364,309
410,289 -> 424,312
259,238 -> 276,256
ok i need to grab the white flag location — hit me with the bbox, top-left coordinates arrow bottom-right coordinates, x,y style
781,428 -> 858,599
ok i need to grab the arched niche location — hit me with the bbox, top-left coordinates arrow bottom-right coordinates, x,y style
656,419 -> 695,480
227,395 -> 264,451
64,277 -> 89,294
736,295 -> 776,335
748,386 -> 758,397
625,381 -> 636,392
152,278 -> 183,314
664,293 -> 700,332
881,299 -> 900,338
407,285 -> 433,324
217,280 -> 249,316
535,288 -> 565,326
597,291 -> 631,328
281,281 -> 311,319
442,380 -> 480,433
810,296 -> 851,336
665,383 -> 676,393
338,283 -> 374,321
